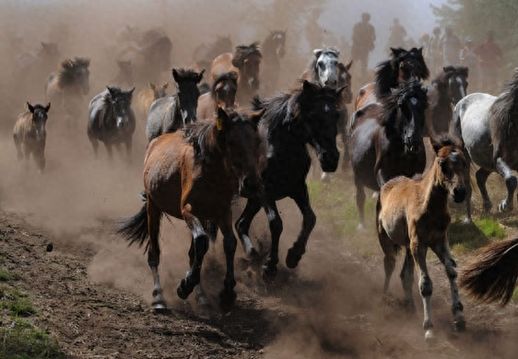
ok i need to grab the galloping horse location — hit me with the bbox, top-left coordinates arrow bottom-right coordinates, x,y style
13,102 -> 51,172
210,43 -> 262,104
235,80 -> 344,278
427,66 -> 468,136
377,136 -> 468,341
192,35 -> 233,76
354,47 -> 429,112
350,80 -> 428,228
452,69 -> 518,220
46,57 -> 90,123
197,71 -> 238,120
146,68 -> 204,141
87,86 -> 135,160
135,82 -> 168,117
261,30 -> 286,95
118,108 -> 266,311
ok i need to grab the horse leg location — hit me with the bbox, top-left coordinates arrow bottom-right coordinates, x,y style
286,185 -> 315,269
340,127 -> 349,173
89,136 -> 99,158
376,204 -> 396,294
412,242 -> 434,341
13,136 -> 23,160
34,149 -> 46,173
400,248 -> 415,311
125,139 -> 133,163
218,209 -> 238,310
475,167 -> 492,213
177,205 -> 209,300
355,180 -> 366,230
263,201 -> 283,278
105,143 -> 114,161
431,240 -> 465,332
235,198 -> 261,257
495,158 -> 517,212
187,235 -> 209,308
146,200 -> 167,311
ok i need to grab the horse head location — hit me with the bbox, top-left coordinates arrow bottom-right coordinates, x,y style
313,47 -> 341,88
268,30 -> 287,58
232,43 -> 262,91
61,57 -> 90,95
338,60 -> 353,103
27,102 -> 51,140
390,47 -> 430,83
443,66 -> 469,105
106,86 -> 134,129
172,68 -> 204,125
212,71 -> 238,110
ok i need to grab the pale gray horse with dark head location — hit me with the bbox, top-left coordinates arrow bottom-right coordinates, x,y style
146,68 -> 204,141
452,69 -> 518,221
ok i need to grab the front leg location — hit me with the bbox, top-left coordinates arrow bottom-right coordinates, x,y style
495,157 -> 517,212
263,201 -> 283,279
235,199 -> 262,257
218,209 -> 237,311
286,185 -> 316,269
411,241 -> 434,342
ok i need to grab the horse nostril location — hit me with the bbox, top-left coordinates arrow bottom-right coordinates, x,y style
453,187 -> 466,202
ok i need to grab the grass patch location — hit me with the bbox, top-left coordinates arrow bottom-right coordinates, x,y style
1,287 -> 36,317
449,218 -> 506,254
512,288 -> 518,303
0,269 -> 12,282
474,218 -> 506,239
0,319 -> 64,359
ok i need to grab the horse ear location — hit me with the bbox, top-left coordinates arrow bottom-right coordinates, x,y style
249,108 -> 265,126
430,137 -> 442,155
345,60 -> 353,71
443,66 -> 454,73
106,86 -> 115,96
336,85 -> 348,96
149,82 -> 156,90
302,80 -> 318,94
216,107 -> 230,131
127,87 -> 135,96
162,82 -> 169,89
313,49 -> 323,58
197,70 -> 205,83
27,102 -> 35,113
45,103 -> 51,112
390,47 -> 404,57
417,47 -> 423,55
172,68 -> 180,83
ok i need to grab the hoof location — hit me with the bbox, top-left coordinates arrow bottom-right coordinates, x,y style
462,216 -> 472,225
321,172 -> 331,183
152,301 -> 169,314
454,318 -> 466,332
424,329 -> 436,344
219,289 -> 236,312
177,279 -> 193,300
498,200 -> 512,213
286,248 -> 302,269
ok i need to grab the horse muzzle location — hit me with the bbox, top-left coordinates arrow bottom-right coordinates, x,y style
319,150 -> 339,172
116,117 -> 128,128
453,187 -> 467,203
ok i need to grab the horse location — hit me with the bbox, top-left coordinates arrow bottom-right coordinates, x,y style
197,71 -> 238,120
87,86 -> 135,160
427,66 -> 468,136
46,57 -> 90,123
451,69 -> 518,220
192,35 -> 233,76
354,47 -> 429,112
135,82 -> 168,117
235,80 -> 344,278
261,30 -> 286,95
13,102 -> 51,172
111,60 -> 135,88
377,136 -> 468,341
350,79 -> 428,229
210,43 -> 262,104
146,68 -> 204,142
118,107 -> 266,311
460,237 -> 518,305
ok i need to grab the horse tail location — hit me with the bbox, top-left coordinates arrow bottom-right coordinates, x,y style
460,238 -> 518,305
117,195 -> 149,250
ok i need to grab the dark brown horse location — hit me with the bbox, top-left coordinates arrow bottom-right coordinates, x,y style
118,108 -> 265,311
210,43 -> 262,104
197,71 -> 238,120
354,47 -> 429,112
350,79 -> 428,229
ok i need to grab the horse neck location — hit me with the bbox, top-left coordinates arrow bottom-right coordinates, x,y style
421,161 -> 448,212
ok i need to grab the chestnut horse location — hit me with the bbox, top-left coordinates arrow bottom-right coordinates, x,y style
118,108 -> 265,311
377,136 -> 468,341
354,47 -> 429,112
197,71 -> 238,120
210,43 -> 261,104
350,80 -> 428,228
135,82 -> 168,117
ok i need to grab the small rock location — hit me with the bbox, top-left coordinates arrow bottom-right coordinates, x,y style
46,243 -> 53,252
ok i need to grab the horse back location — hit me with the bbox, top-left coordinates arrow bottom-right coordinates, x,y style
210,53 -> 239,84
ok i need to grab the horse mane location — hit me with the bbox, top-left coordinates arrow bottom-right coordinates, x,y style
173,68 -> 202,83
432,66 -> 469,87
380,80 -> 428,128
183,120 -> 219,160
211,71 -> 238,99
252,87 -> 302,133
489,69 -> 518,149
308,47 -> 340,82
232,42 -> 262,68
57,57 -> 90,87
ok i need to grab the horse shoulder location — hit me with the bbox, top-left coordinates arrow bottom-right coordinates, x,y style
196,93 -> 214,120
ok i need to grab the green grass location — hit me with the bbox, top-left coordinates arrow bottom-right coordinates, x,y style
474,218 -> 506,239
449,217 -> 506,254
0,269 -> 12,282
512,288 -> 518,303
1,287 -> 35,317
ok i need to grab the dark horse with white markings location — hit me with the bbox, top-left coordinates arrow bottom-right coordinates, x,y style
146,68 -> 204,141
87,86 -> 135,160
118,108 -> 265,311
235,80 -> 344,278
350,79 -> 428,228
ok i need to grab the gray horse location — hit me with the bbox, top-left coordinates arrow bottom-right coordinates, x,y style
146,68 -> 204,142
87,86 -> 135,160
452,69 -> 518,220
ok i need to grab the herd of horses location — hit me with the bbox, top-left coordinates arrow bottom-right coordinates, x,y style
10,27 -> 518,343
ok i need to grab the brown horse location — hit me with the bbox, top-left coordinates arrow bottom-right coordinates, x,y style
354,47 -> 429,112
135,82 -> 168,117
210,43 -> 261,104
377,136 -> 468,341
13,102 -> 51,172
460,237 -> 518,305
118,107 -> 265,311
197,71 -> 238,120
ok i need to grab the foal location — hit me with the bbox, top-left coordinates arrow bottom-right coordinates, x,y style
13,102 -> 51,172
376,136 -> 468,341
197,71 -> 238,120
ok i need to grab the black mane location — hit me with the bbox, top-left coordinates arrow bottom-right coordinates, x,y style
57,57 -> 89,87
232,43 -> 262,68
381,80 -> 428,128
211,71 -> 238,99
173,68 -> 202,83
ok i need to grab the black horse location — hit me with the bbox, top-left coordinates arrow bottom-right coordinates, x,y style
146,68 -> 204,141
87,86 -> 135,160
235,80 -> 344,277
350,79 -> 428,228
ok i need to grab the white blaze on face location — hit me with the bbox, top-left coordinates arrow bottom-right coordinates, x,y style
457,76 -> 466,98
410,97 -> 418,106
317,52 -> 339,88
181,109 -> 188,126
116,116 -> 125,128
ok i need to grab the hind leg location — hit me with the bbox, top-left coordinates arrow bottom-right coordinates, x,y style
431,240 -> 465,331
13,137 -> 23,160
218,209 -> 238,310
177,205 -> 209,300
235,199 -> 261,257
263,201 -> 283,278
475,167 -> 492,213
355,180 -> 366,230
146,200 -> 166,311
376,212 -> 396,293
125,139 -> 133,163
286,185 -> 315,269
495,158 -> 516,212
400,248 -> 415,311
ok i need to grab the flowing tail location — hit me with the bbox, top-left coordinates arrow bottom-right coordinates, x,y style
460,238 -> 518,305
117,199 -> 149,251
